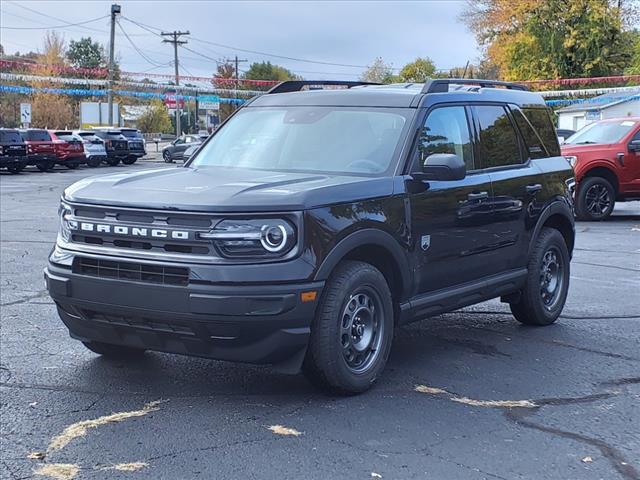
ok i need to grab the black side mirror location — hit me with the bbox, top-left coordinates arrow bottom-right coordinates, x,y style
629,139 -> 640,152
416,153 -> 466,181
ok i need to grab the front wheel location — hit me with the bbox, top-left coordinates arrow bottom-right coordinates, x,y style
575,176 -> 615,221
122,156 -> 137,165
7,164 -> 25,174
303,261 -> 394,394
510,227 -> 570,326
82,341 -> 146,359
163,150 -> 173,163
105,157 -> 120,167
87,157 -> 102,168
66,162 -> 79,170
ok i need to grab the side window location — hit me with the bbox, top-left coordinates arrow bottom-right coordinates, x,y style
511,108 -> 547,159
522,107 -> 561,156
475,105 -> 522,168
416,106 -> 474,171
632,129 -> 640,141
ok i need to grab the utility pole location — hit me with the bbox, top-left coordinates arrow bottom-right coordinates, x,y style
162,30 -> 190,137
230,55 -> 247,98
107,4 -> 121,126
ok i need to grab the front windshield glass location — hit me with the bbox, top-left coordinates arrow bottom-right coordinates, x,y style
565,120 -> 637,145
190,107 -> 412,175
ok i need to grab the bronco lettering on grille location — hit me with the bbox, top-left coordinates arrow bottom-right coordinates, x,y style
68,221 -> 190,240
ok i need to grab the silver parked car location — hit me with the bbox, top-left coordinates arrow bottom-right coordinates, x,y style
162,135 -> 203,163
73,131 -> 108,167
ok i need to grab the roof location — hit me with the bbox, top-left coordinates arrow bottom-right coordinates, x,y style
249,82 -> 546,108
557,88 -> 640,113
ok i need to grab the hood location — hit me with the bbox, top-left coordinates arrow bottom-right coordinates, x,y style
63,166 -> 395,212
560,143 -> 614,156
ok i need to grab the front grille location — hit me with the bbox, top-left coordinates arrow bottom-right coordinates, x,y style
73,257 -> 189,286
66,205 -> 220,259
79,309 -> 197,336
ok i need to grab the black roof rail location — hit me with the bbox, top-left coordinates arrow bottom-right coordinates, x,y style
267,80 -> 380,94
422,78 -> 529,94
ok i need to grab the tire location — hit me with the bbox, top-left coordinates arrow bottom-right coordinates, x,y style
37,161 -> 55,172
575,176 -> 615,221
163,151 -> 173,163
66,163 -> 79,170
303,261 -> 394,394
82,341 -> 146,358
122,156 -> 137,165
106,157 -> 120,167
87,157 -> 102,168
510,227 -> 570,326
7,164 -> 25,174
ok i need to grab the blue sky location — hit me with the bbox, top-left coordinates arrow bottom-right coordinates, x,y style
1,0 -> 480,80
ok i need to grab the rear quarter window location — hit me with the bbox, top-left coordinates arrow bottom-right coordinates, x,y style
522,107 -> 560,156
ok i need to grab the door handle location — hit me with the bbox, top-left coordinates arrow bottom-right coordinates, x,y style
467,191 -> 489,201
526,184 -> 542,194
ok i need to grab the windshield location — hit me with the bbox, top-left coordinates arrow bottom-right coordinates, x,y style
54,132 -> 80,142
190,107 -> 412,175
121,130 -> 142,138
565,120 -> 637,145
0,131 -> 23,143
22,130 -> 51,141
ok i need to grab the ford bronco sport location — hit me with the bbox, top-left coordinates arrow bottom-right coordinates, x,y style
46,79 -> 575,394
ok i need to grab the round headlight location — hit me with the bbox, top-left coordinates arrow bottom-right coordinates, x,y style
261,224 -> 288,252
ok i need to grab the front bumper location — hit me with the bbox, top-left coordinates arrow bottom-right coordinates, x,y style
107,150 -> 129,159
45,252 -> 323,365
127,150 -> 145,158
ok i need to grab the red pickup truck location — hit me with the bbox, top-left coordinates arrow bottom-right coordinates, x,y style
562,117 -> 640,220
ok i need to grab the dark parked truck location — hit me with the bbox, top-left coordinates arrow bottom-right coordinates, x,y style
19,129 -> 57,172
46,79 -> 575,393
119,128 -> 146,165
92,130 -> 129,166
0,128 -> 29,173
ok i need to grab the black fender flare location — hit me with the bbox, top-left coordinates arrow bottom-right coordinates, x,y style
528,200 -> 575,257
313,228 -> 412,297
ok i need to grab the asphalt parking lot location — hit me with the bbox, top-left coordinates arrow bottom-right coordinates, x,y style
1,160 -> 639,480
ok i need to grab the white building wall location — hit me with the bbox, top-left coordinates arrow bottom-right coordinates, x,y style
558,100 -> 640,132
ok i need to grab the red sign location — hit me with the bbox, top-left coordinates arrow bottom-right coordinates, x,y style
164,93 -> 185,109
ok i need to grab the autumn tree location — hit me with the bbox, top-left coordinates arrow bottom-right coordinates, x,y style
360,57 -> 396,84
463,0 -> 639,80
137,100 -> 173,134
626,30 -> 640,74
398,57 -> 437,82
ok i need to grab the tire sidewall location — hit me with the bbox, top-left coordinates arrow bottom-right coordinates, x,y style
526,229 -> 570,324
577,177 -> 615,221
312,263 -> 394,393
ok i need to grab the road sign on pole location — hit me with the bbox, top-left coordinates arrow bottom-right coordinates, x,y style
20,103 -> 32,127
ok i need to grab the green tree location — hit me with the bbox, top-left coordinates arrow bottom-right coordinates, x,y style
625,30 -> 640,74
137,100 -> 173,134
360,57 -> 396,84
243,61 -> 300,81
399,57 -> 436,82
66,37 -> 106,69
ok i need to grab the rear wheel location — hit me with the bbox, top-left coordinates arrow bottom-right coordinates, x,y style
87,157 -> 102,168
106,157 -> 120,167
66,162 -> 79,170
82,341 -> 146,358
163,150 -> 173,163
510,227 -> 570,326
122,156 -> 137,165
37,160 -> 55,172
575,176 -> 615,221
303,261 -> 394,394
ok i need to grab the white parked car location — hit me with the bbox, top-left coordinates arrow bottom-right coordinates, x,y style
73,131 -> 108,167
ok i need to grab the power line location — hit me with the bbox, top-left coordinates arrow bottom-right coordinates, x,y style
116,19 -> 169,67
161,30 -> 190,136
1,14 -> 109,30
5,0 -> 107,35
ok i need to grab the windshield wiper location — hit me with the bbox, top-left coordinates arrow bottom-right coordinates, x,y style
574,141 -> 597,145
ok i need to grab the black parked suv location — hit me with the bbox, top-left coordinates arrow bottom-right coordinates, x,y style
119,128 -> 146,164
0,128 -> 29,173
46,79 -> 575,394
92,130 -> 129,166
